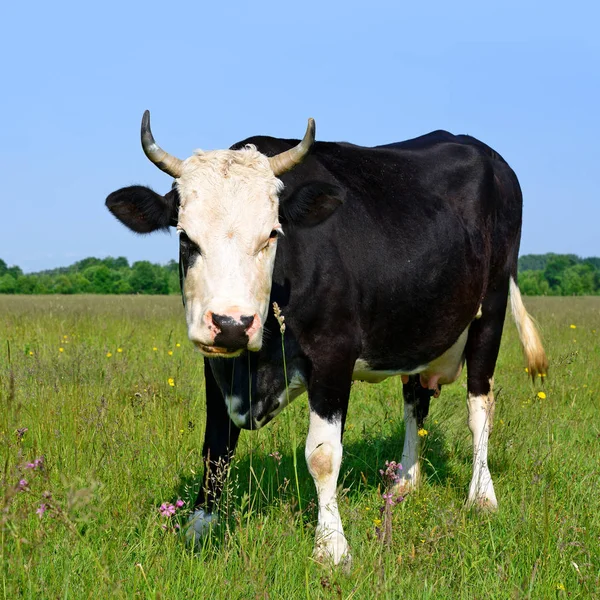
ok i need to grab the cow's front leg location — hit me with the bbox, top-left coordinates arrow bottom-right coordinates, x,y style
186,359 -> 240,544
305,363 -> 352,565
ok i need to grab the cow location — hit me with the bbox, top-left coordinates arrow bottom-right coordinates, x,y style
105,111 -> 547,565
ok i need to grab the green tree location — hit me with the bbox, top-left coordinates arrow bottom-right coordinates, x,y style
519,271 -> 550,296
543,255 -> 578,291
129,261 -> 169,294
0,274 -> 17,293
52,275 -> 75,294
15,275 -> 37,294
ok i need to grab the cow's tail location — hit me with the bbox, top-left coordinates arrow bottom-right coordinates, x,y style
509,276 -> 548,380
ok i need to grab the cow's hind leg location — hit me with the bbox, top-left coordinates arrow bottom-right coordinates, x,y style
392,376 -> 434,496
464,283 -> 509,510
186,359 -> 241,544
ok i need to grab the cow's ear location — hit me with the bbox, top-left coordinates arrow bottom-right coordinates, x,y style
105,185 -> 179,233
280,181 -> 344,227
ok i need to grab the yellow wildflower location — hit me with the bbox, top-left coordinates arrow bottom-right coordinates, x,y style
418,428 -> 428,437
556,583 -> 565,591
570,324 -> 576,329
63,335 -> 68,339
373,518 -> 382,527
168,350 -> 173,356
524,367 -> 529,373
106,352 -> 112,358
59,347 -> 64,353
176,343 -> 181,348
117,348 -> 123,353
29,351 -> 34,356
168,378 -> 175,387
152,347 -> 158,352
537,391 -> 546,399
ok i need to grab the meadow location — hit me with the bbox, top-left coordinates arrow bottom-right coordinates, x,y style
1,295 -> 599,599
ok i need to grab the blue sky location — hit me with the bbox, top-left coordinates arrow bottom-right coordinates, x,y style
2,0 -> 598,272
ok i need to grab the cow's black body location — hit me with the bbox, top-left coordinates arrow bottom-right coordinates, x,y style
195,130 -> 522,512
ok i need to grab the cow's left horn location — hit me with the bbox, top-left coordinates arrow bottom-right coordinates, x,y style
141,110 -> 184,178
269,118 -> 315,176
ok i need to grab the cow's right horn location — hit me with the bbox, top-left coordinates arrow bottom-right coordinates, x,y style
269,118 -> 315,176
141,110 -> 184,178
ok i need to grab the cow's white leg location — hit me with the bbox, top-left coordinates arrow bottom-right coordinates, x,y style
305,411 -> 349,565
466,389 -> 497,509
392,401 -> 420,496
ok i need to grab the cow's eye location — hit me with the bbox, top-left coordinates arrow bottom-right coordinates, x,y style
180,231 -> 201,256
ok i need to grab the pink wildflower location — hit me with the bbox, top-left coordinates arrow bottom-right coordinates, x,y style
36,503 -> 47,518
379,460 -> 402,484
25,457 -> 44,471
175,499 -> 185,508
382,492 -> 395,505
17,479 -> 28,491
159,503 -> 176,517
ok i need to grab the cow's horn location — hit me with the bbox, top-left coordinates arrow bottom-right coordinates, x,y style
140,110 -> 184,178
269,118 -> 315,176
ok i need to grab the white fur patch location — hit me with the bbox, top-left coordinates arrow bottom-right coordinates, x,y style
177,147 -> 284,353
305,412 -> 349,565
466,389 -> 498,509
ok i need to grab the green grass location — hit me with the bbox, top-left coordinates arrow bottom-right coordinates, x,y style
1,295 -> 599,599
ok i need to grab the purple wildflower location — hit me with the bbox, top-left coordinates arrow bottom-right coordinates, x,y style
159,502 -> 176,517
379,460 -> 402,484
382,492 -> 395,505
175,499 -> 185,509
36,503 -> 47,518
17,479 -> 28,491
25,457 -> 44,471
16,427 -> 28,441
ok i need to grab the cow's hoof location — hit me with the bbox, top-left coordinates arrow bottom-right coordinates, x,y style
467,475 -> 498,512
466,495 -> 499,513
185,509 -> 218,545
313,529 -> 350,568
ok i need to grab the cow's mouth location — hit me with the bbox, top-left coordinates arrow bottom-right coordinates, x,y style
195,342 -> 244,358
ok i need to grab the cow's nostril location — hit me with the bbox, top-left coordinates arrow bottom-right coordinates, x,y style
240,315 -> 255,330
212,314 -> 254,332
211,313 -> 255,349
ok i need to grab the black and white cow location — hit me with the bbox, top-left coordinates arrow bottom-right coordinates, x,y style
106,112 -> 547,565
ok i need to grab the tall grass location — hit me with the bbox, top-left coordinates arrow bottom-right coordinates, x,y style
1,296 -> 598,598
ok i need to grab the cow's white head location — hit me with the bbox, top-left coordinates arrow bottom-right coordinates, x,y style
106,111 -> 322,358
175,147 -> 284,356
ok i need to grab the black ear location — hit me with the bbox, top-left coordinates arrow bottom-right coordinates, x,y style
280,181 -> 344,227
105,185 -> 179,233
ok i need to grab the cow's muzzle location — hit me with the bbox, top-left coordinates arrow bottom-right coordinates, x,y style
211,313 -> 255,350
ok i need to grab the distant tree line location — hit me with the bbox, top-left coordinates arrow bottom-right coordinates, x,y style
0,257 -> 180,295
1,253 -> 599,295
517,254 -> 600,296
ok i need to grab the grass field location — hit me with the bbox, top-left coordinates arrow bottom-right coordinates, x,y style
1,295 -> 599,599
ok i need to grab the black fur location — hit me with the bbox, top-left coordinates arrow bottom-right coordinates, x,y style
105,128 -> 523,517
